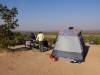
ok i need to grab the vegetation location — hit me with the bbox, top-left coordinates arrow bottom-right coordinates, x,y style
44,32 -> 100,45
83,33 -> 100,44
0,4 -> 19,48
10,31 -> 100,45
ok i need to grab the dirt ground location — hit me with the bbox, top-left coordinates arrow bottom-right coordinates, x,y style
0,45 -> 100,75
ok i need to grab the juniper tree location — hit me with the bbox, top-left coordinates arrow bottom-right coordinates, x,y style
0,4 -> 19,48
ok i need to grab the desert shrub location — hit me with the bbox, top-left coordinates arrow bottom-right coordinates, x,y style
83,35 -> 100,44
12,32 -> 32,45
44,34 -> 57,45
46,38 -> 56,45
0,4 -> 19,48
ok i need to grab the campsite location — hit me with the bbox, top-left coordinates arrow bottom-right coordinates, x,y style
0,31 -> 100,75
0,0 -> 100,75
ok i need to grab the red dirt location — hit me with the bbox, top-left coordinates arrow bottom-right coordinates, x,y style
0,45 -> 100,75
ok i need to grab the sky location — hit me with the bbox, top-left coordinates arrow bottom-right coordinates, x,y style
0,0 -> 100,31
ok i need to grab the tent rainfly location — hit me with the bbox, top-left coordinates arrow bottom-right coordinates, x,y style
51,27 -> 85,62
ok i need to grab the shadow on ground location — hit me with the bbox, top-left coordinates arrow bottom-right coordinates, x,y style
82,45 -> 90,62
8,46 -> 53,53
8,47 -> 33,52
